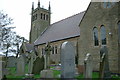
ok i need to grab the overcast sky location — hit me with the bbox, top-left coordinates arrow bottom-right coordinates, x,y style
0,0 -> 91,40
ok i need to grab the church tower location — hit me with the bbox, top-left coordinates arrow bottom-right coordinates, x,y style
29,0 -> 51,43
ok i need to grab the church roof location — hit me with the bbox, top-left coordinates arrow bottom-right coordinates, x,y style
34,11 -> 85,45
20,42 -> 34,53
24,43 -> 34,52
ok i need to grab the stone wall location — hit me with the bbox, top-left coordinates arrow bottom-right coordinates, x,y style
78,2 -> 120,73
36,37 -> 79,64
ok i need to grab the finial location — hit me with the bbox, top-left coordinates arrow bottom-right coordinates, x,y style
38,0 -> 40,8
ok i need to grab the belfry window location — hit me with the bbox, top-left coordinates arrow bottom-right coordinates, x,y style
93,27 -> 99,46
41,13 -> 43,19
43,14 -> 45,20
46,15 -> 48,21
100,25 -> 106,45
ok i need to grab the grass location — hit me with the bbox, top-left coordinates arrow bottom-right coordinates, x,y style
76,72 -> 99,79
5,65 -> 120,79
34,74 -> 40,78
53,70 -> 61,78
76,72 -> 120,79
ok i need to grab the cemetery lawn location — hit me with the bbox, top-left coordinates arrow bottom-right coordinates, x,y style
53,70 -> 61,77
76,72 -> 99,78
6,66 -> 120,79
6,64 -> 41,79
76,72 -> 120,79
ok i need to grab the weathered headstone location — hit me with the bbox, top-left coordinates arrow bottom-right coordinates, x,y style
40,70 -> 53,78
28,50 -> 36,74
16,55 -> 25,76
99,53 -> 105,78
40,42 -> 53,78
44,42 -> 52,69
99,46 -> 111,78
6,56 -> 16,68
0,61 -> 3,79
0,56 -> 6,79
32,56 -> 44,74
61,41 -> 75,78
84,53 -> 93,78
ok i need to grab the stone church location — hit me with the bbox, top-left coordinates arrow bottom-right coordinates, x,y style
28,0 -> 120,73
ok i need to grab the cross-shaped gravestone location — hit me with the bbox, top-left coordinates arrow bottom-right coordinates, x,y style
44,42 -> 52,69
99,46 -> 111,78
28,50 -> 37,74
84,53 -> 93,78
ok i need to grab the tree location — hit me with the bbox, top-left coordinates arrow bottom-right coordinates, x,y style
0,11 -> 28,57
0,11 -> 13,52
0,11 -> 13,27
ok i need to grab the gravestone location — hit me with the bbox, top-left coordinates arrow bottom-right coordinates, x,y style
0,61 -> 5,79
40,70 -> 53,78
40,42 -> 53,78
44,42 -> 52,69
0,56 -> 6,80
84,53 -> 93,78
61,41 -> 75,78
16,55 -> 25,76
7,56 -> 16,68
28,50 -> 36,74
99,46 -> 111,78
32,56 -> 44,74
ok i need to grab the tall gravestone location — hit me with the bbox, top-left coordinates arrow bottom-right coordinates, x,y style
61,41 -> 75,78
16,55 -> 25,76
32,56 -> 44,74
84,53 -> 93,78
99,46 -> 111,78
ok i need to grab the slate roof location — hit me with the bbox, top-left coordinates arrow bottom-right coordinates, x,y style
24,43 -> 34,52
20,42 -> 34,53
34,11 -> 85,46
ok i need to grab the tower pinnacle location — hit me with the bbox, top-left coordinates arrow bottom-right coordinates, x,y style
38,0 -> 40,8
48,1 -> 51,11
32,2 -> 34,10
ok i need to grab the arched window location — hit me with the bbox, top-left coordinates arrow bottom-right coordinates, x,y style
118,21 -> 120,43
93,27 -> 99,46
100,25 -> 106,45
46,15 -> 48,21
43,14 -> 45,20
52,46 -> 54,54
